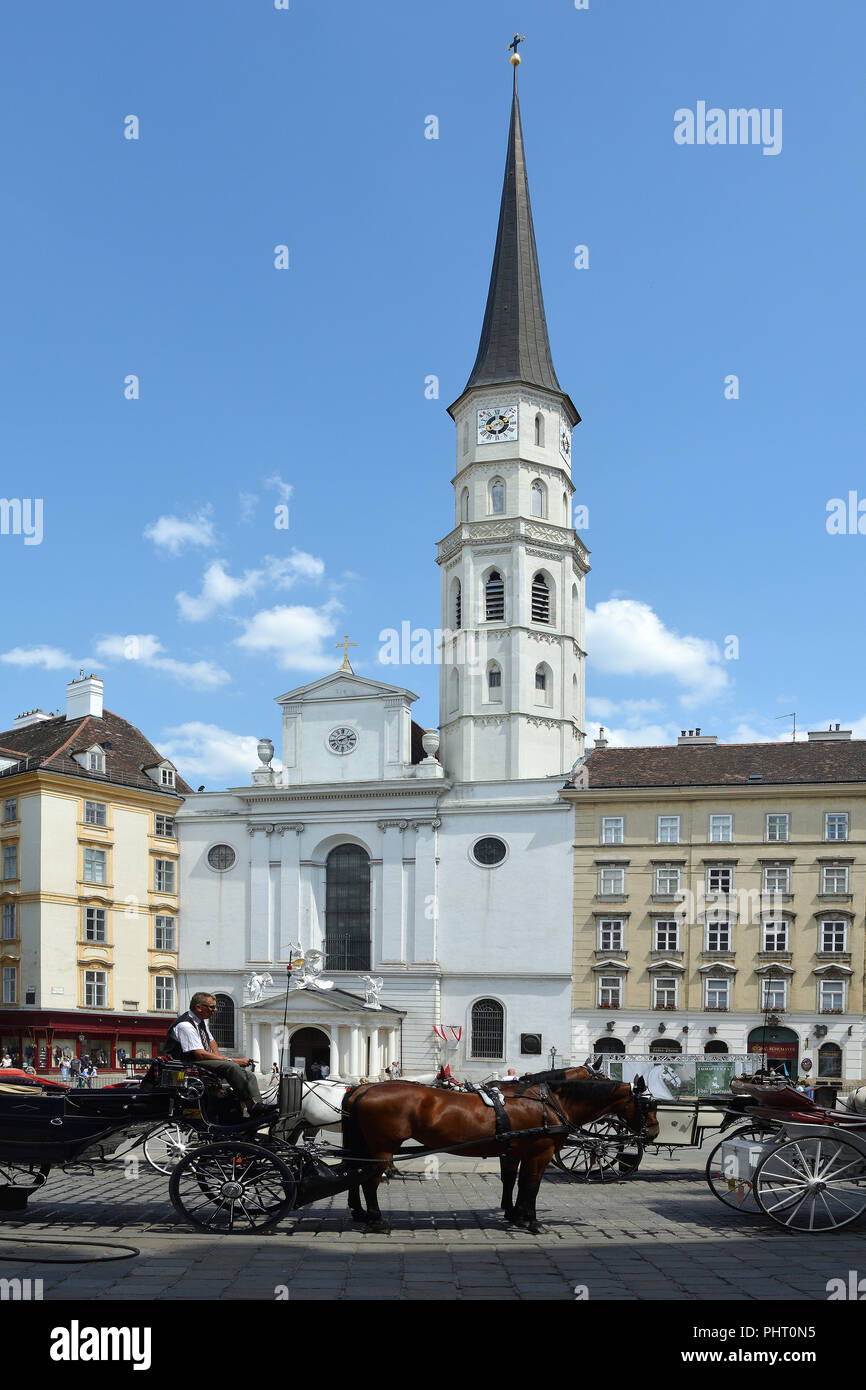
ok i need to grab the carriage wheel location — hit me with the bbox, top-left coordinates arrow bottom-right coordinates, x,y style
754,1136 -> 866,1232
704,1125 -> 777,1213
142,1121 -> 206,1175
169,1141 -> 297,1233
553,1116 -> 644,1182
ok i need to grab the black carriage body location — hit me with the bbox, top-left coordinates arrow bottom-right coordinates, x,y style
0,1088 -> 174,1164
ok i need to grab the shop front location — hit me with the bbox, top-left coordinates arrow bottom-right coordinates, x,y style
747,1025 -> 800,1078
0,1009 -> 171,1072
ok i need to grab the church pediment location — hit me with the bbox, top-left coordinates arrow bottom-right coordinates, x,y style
242,985 -> 404,1018
276,671 -> 418,706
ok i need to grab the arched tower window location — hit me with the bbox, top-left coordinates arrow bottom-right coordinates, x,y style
572,582 -> 579,634
487,661 -> 503,702
460,488 -> 469,522
325,844 -> 371,972
453,578 -> 462,630
489,478 -> 505,515
534,413 -> 545,446
485,571 -> 505,621
534,663 -> 552,705
449,668 -> 460,713
471,998 -> 504,1059
531,572 -> 550,624
530,480 -> 546,518
563,492 -> 568,524
212,994 -> 235,1049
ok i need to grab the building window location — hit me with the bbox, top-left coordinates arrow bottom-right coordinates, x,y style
653,976 -> 677,1009
212,994 -> 235,1048
825,813 -> 848,842
598,975 -> 622,1008
534,413 -> 545,447
598,919 -> 624,951
84,907 -> 107,943
2,798 -> 17,823
706,921 -> 732,952
207,844 -> 236,872
154,859 -> 176,893
84,801 -> 107,826
654,865 -> 681,895
472,837 -> 507,867
325,843 -> 371,971
657,816 -> 680,844
485,571 -> 505,621
601,817 -> 624,845
155,915 -> 176,951
83,847 -> 106,885
822,865 -> 849,894
160,767 -> 175,787
820,919 -> 847,953
819,979 -> 845,1013
766,813 -> 789,842
88,750 -> 105,773
84,970 -> 107,1007
2,965 -> 17,1003
471,998 -> 504,1058
760,977 -> 787,1011
460,488 -> 469,521
487,663 -> 502,701
706,977 -> 730,1010
599,865 -> 625,895
155,815 -> 175,837
2,903 -> 16,939
709,814 -> 732,842
489,479 -> 505,515
530,480 -> 545,518
654,919 -> 678,951
530,572 -> 550,623
706,865 -> 733,894
2,845 -> 18,880
763,865 -> 790,894
155,976 -> 176,1012
454,580 -> 462,630
762,920 -> 789,952
818,1042 -> 843,1078
534,666 -> 546,692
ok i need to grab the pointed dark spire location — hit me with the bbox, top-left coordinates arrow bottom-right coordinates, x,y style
462,69 -> 565,400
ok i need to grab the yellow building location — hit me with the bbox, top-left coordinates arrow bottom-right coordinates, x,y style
0,675 -> 187,1073
561,727 -> 866,1088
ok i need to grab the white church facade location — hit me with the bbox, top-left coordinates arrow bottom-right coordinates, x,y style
176,67 -> 588,1080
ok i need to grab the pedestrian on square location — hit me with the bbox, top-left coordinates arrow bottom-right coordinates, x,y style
0,1052 -> 12,1069
60,1057 -> 70,1083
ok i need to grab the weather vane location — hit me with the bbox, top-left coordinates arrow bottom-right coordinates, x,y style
508,33 -> 525,66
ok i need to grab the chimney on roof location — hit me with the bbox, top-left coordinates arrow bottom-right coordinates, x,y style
66,674 -> 103,721
594,726 -> 609,750
677,729 -> 718,746
807,725 -> 851,742
12,709 -> 53,729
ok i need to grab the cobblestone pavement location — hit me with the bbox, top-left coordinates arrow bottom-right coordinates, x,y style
0,1138 -> 863,1302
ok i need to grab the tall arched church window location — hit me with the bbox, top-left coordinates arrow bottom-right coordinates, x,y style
325,844 -> 371,972
485,571 -> 505,621
454,579 -> 462,630
487,662 -> 502,702
471,998 -> 504,1058
534,413 -> 545,447
489,479 -> 505,515
460,488 -> 469,522
530,481 -> 545,518
531,572 -> 550,624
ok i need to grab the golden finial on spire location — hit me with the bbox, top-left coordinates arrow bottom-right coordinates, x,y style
336,635 -> 358,672
508,33 -> 525,66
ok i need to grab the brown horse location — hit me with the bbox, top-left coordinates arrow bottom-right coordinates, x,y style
341,1068 -> 658,1233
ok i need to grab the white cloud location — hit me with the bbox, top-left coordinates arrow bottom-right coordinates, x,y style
235,603 -> 339,671
587,599 -> 729,707
0,645 -> 77,670
177,552 -> 325,622
587,720 -> 679,748
93,633 -> 230,689
143,510 -> 215,555
264,474 -> 293,504
587,696 -> 664,724
159,722 -> 281,785
238,492 -> 258,524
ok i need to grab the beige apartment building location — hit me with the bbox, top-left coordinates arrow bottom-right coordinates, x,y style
0,675 -> 189,1073
562,727 -> 866,1087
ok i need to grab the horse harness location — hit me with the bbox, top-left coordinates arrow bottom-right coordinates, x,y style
462,1080 -> 572,1150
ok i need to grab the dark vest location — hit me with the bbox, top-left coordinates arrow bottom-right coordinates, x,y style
161,1011 -> 210,1061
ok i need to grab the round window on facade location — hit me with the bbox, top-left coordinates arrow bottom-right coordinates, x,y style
472,836 -> 507,867
207,844 -> 236,872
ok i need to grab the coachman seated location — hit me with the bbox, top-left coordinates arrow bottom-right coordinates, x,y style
161,992 -> 268,1119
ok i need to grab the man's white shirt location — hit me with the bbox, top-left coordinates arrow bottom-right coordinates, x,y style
171,1011 -> 215,1056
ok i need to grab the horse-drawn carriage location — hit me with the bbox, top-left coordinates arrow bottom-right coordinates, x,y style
0,1060 -> 658,1235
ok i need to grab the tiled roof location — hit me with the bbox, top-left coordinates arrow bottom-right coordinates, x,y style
579,741 -> 866,790
0,709 -> 191,796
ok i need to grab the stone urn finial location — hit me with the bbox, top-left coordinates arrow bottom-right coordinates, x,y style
421,729 -> 440,762
257,737 -> 274,767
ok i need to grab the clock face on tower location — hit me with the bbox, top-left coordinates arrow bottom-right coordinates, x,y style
559,426 -> 572,463
327,727 -> 358,755
477,406 -> 518,443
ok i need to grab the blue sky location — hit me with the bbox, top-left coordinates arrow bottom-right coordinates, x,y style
2,0 -> 865,785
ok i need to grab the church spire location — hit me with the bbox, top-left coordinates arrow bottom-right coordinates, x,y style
461,55 -> 565,401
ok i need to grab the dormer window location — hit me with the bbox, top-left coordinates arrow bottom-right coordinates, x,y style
144,761 -> 177,789
161,767 -> 175,788
76,744 -> 106,774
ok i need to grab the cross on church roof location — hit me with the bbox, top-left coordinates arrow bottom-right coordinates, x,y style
336,635 -> 358,673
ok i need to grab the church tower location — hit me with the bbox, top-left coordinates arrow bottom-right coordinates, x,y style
437,56 -> 589,782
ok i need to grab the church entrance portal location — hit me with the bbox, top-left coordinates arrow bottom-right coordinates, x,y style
290,1027 -> 331,1079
